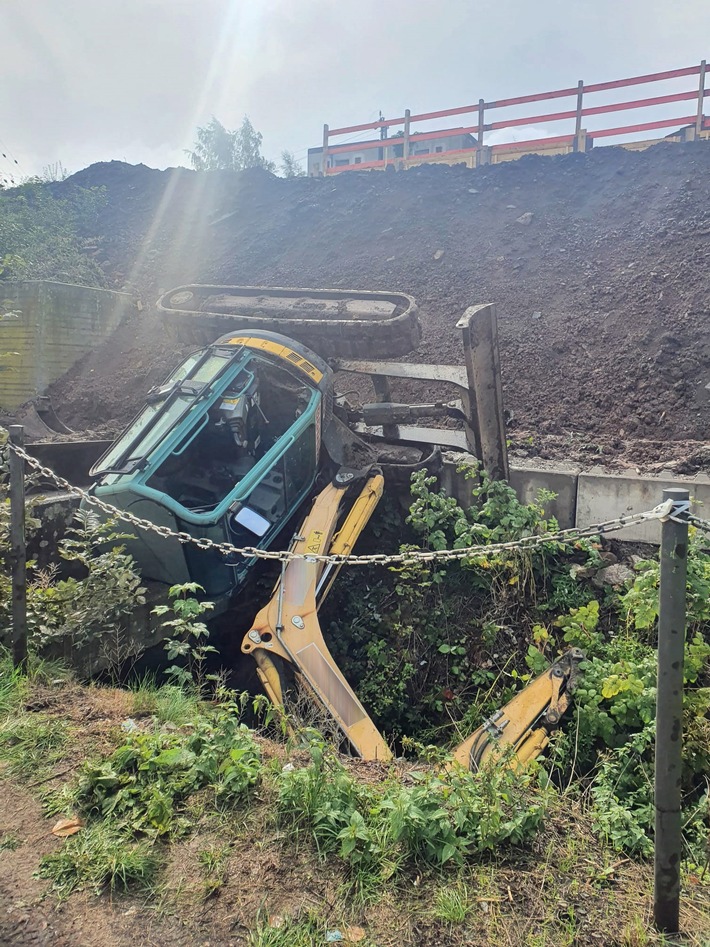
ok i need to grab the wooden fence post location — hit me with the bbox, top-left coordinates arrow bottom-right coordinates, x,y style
9,425 -> 27,671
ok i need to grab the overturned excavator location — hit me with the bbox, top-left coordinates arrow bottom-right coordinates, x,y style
88,284 -> 583,769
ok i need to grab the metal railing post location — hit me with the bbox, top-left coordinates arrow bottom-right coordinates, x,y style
322,124 -> 329,176
696,60 -> 706,136
456,304 -> 509,480
476,98 -> 485,167
9,425 -> 28,671
403,109 -> 411,169
574,79 -> 586,151
654,487 -> 689,935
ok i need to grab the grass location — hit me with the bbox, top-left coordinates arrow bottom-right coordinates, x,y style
1,654 -> 708,946
130,676 -> 203,725
0,832 -> 21,851
433,880 -> 473,924
197,843 -> 230,899
247,910 -> 327,947
37,821 -> 162,898
0,712 -> 68,779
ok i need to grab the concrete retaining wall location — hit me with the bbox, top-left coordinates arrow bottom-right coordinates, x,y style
0,280 -> 137,410
443,457 -> 710,543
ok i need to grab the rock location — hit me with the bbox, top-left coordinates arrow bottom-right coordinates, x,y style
594,563 -> 635,588
532,311 -> 542,320
433,249 -> 445,260
516,211 -> 534,225
468,188 -> 479,193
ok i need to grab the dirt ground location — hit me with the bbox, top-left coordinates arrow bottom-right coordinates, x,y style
41,142 -> 710,470
2,680 -> 709,947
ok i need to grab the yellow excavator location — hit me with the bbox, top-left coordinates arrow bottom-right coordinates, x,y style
241,464 -> 584,770
88,284 -> 584,771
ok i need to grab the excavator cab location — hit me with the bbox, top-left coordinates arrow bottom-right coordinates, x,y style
89,330 -> 332,599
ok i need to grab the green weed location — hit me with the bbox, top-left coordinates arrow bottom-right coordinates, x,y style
130,677 -> 202,725
432,880 -> 472,923
0,712 -> 67,779
70,703 -> 261,838
247,910 -> 327,947
37,822 -> 161,898
276,734 -> 549,883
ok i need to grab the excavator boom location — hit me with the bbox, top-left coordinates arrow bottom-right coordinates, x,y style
242,467 -> 392,761
241,467 -> 583,770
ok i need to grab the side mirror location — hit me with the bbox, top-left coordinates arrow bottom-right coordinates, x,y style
232,505 -> 270,538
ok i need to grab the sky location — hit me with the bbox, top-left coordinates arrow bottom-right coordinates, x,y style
1,0 -> 708,183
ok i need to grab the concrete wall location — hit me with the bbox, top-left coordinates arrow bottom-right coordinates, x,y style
0,280 -> 137,410
442,457 -> 710,544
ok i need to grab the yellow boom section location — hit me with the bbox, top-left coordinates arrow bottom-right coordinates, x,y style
241,469 -> 391,762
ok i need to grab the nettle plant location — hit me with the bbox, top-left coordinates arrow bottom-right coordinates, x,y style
153,583 -> 218,696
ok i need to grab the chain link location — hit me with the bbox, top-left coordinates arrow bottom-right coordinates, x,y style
8,443 -> 674,567
688,512 -> 710,535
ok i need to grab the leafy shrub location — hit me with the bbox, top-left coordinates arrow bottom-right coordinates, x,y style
276,735 -> 549,882
73,704 -> 261,837
324,465 -> 601,740
153,583 -> 217,695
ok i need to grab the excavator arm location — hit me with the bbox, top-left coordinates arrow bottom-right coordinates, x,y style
241,469 -> 583,769
241,467 -> 392,761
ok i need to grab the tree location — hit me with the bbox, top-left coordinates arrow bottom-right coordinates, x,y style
279,150 -> 305,178
186,116 -> 275,173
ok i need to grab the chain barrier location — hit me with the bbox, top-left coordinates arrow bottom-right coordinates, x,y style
7,442 -> 674,567
688,512 -> 710,536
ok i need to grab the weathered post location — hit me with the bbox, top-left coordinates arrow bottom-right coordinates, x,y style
8,425 -> 28,671
654,487 -> 689,934
456,304 -> 509,481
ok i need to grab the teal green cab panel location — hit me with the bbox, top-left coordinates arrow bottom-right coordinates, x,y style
87,330 -> 332,599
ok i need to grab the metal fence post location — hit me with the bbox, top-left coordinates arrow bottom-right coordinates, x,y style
654,487 -> 689,934
574,79 -> 586,152
9,425 -> 28,671
403,109 -> 411,169
321,124 -> 329,177
476,98 -> 485,166
696,60 -> 706,137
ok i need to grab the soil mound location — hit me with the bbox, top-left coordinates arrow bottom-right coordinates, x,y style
46,145 -> 710,468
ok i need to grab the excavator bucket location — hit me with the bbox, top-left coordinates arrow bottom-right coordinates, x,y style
451,648 -> 585,771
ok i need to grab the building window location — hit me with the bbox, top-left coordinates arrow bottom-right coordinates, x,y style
435,146 -> 443,153
334,158 -> 350,167
414,148 -> 430,156
354,157 -> 362,164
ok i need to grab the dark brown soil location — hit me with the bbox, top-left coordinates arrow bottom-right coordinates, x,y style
44,143 -> 710,468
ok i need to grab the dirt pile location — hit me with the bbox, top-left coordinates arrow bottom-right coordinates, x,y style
46,144 -> 710,468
